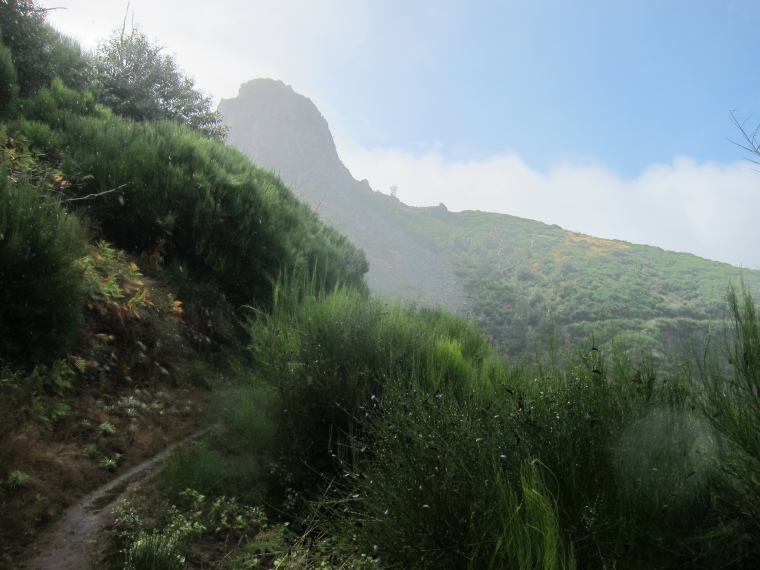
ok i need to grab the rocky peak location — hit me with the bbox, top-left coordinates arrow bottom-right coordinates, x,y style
218,78 -> 469,314
218,79 -> 354,198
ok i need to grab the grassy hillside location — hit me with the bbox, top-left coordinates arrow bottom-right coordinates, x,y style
274,173 -> 756,361
221,78 -> 760,361
361,198 -> 756,359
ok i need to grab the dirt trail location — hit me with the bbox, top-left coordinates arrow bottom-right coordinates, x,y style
19,425 -> 217,570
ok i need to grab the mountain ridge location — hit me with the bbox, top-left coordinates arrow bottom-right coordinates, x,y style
219,78 -> 759,358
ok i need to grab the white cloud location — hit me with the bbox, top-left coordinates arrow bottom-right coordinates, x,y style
46,0 -> 370,102
336,139 -> 760,268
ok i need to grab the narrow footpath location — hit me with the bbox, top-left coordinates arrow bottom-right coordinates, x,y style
19,425 -> 216,569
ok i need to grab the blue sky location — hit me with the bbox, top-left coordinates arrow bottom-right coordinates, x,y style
47,1 -> 760,268
317,1 -> 760,175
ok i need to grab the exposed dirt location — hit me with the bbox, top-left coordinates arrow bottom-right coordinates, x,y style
17,425 -> 217,570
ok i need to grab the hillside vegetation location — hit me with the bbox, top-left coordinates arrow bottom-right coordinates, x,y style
309,185 -> 755,360
221,78 -> 760,361
3,4 -> 760,569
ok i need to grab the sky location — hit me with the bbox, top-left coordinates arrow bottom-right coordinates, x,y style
46,0 -> 760,268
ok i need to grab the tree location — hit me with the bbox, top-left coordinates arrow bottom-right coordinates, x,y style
730,110 -> 760,167
94,23 -> 227,139
0,0 -> 91,96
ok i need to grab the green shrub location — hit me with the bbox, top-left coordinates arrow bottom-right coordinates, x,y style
307,331 -> 726,568
0,172 -> 86,362
13,103 -> 367,308
218,385 -> 278,455
517,348 -> 726,565
247,287 -> 384,490
157,443 -> 228,505
6,470 -> 28,489
322,373 -> 574,569
96,422 -> 116,437
124,532 -> 185,570
424,337 -> 475,398
19,77 -> 97,124
157,441 -> 265,506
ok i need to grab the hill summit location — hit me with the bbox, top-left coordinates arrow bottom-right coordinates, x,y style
218,79 -> 354,197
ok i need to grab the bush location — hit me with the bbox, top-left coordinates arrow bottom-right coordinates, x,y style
218,384 -> 278,455
157,443 -> 228,505
306,328 -> 726,567
0,172 -> 86,362
19,77 -> 97,124
323,374 -> 574,569
93,25 -> 226,139
13,99 -> 368,309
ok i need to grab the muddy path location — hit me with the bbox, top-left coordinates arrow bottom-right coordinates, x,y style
19,425 -> 217,570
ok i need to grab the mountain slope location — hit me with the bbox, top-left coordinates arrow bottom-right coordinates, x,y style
219,79 -> 759,358
218,79 -> 468,313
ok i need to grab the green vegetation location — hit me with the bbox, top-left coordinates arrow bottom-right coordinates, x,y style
3,3 -> 760,569
0,158 -> 87,362
93,22 -> 227,139
697,282 -> 760,546
0,0 -> 90,97
318,186 -> 758,362
102,278 -> 756,568
12,78 -> 367,309
106,488 -> 278,569
6,470 -> 29,489
0,1 -> 365,560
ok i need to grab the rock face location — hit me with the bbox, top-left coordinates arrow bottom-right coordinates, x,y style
218,79 -> 354,199
218,79 -> 468,313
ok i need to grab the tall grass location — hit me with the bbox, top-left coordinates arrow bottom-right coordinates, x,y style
123,533 -> 184,570
481,462 -> 576,570
320,368 -> 575,569
244,280 -> 497,494
157,443 -> 228,505
242,283 -> 728,567
697,282 -> 760,559
0,43 -> 18,118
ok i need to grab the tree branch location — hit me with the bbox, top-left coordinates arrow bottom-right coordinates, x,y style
61,183 -> 129,203
729,110 -> 760,167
